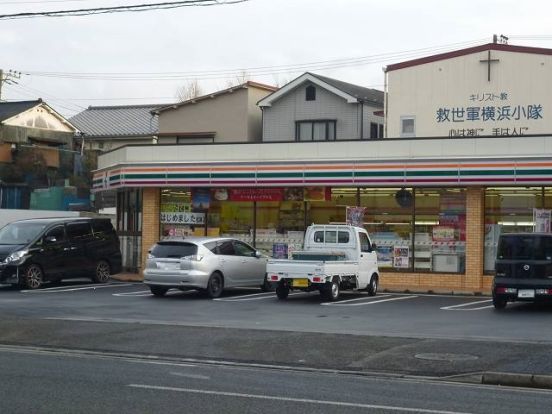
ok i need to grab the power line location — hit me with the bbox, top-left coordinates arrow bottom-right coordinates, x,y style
0,0 -> 248,20
21,38 -> 487,81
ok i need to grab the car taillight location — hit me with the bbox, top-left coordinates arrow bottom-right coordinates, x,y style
270,274 -> 279,281
312,277 -> 322,282
536,289 -> 552,295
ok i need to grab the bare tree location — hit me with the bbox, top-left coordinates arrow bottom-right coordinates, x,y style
225,70 -> 250,88
175,80 -> 203,102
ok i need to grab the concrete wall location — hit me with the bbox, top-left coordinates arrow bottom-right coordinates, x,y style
386,49 -> 552,138
97,135 -> 552,170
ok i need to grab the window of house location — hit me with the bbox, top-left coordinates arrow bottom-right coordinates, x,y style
400,116 -> 416,137
305,85 -> 316,101
296,120 -> 336,141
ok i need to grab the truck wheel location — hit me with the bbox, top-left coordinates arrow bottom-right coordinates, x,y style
322,279 -> 340,301
276,282 -> 289,300
367,275 -> 378,296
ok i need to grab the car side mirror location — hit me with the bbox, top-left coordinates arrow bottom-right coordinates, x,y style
255,250 -> 263,258
371,243 -> 377,252
44,235 -> 57,244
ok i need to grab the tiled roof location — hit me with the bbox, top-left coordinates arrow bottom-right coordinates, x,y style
308,73 -> 384,106
69,104 -> 164,138
0,99 -> 42,122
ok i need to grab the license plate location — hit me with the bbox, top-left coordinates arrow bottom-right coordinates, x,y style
293,278 -> 309,288
161,263 -> 180,270
518,289 -> 535,298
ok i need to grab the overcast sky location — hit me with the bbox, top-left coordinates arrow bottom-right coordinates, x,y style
1,0 -> 552,117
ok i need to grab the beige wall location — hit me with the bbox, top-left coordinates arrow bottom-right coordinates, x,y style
159,88 -> 249,143
386,49 -> 552,138
158,86 -> 273,143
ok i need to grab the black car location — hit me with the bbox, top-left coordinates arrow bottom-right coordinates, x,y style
0,217 -> 122,289
493,233 -> 552,309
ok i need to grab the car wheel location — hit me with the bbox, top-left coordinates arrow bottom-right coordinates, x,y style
322,278 -> 340,301
260,274 -> 273,292
93,260 -> 111,283
367,275 -> 378,296
21,264 -> 43,290
150,286 -> 169,297
206,272 -> 224,299
493,295 -> 507,310
276,282 -> 289,300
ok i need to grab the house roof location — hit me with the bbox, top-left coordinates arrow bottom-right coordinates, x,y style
385,42 -> 552,72
70,104 -> 162,138
257,72 -> 384,108
153,81 -> 277,114
0,99 -> 42,122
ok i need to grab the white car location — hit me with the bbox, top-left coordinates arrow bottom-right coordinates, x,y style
143,237 -> 270,298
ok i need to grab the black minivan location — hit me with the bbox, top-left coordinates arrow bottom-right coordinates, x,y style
493,233 -> 552,309
0,217 -> 122,289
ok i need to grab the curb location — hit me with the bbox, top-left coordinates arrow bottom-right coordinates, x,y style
482,372 -> 552,390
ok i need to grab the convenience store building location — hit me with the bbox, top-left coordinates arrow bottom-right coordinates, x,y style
94,42 -> 552,293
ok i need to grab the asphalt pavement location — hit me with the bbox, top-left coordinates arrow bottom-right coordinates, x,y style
0,280 -> 551,383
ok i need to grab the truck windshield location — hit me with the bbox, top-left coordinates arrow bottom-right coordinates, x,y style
498,235 -> 552,260
0,222 -> 47,245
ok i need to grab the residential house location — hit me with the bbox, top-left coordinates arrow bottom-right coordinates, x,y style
258,72 -> 384,141
70,104 -> 161,152
152,81 -> 277,144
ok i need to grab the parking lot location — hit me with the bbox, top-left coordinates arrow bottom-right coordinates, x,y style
1,279 -> 551,344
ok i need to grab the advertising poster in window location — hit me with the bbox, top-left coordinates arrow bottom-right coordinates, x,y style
346,206 -> 366,227
227,188 -> 284,202
376,245 -> 393,268
533,208 -> 551,233
393,246 -> 410,268
192,188 -> 211,210
272,243 -> 288,259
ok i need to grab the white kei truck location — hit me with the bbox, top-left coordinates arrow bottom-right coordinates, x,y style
266,224 -> 379,301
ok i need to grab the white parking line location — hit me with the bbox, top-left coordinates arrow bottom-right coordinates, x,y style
113,289 -> 193,297
440,300 -> 493,311
21,283 -> 134,293
322,295 -> 418,306
128,384 -> 473,414
214,292 -> 308,302
320,294 -> 392,305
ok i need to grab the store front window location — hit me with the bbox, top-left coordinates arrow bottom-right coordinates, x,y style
484,187 -> 543,273
155,186 -> 466,273
415,188 -> 466,273
361,188 -> 413,271
117,188 -> 142,272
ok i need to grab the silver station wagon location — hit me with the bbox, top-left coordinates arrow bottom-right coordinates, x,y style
143,237 -> 270,298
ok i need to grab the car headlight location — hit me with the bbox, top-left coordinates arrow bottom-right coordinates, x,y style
3,250 -> 28,265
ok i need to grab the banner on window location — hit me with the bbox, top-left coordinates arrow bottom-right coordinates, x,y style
160,212 -> 205,225
533,208 -> 551,233
346,206 -> 366,227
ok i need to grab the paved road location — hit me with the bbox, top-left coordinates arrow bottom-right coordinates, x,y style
0,280 -> 551,380
1,345 -> 551,414
1,280 -> 551,343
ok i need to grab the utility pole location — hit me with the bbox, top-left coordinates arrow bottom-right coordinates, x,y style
0,70 -> 22,101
